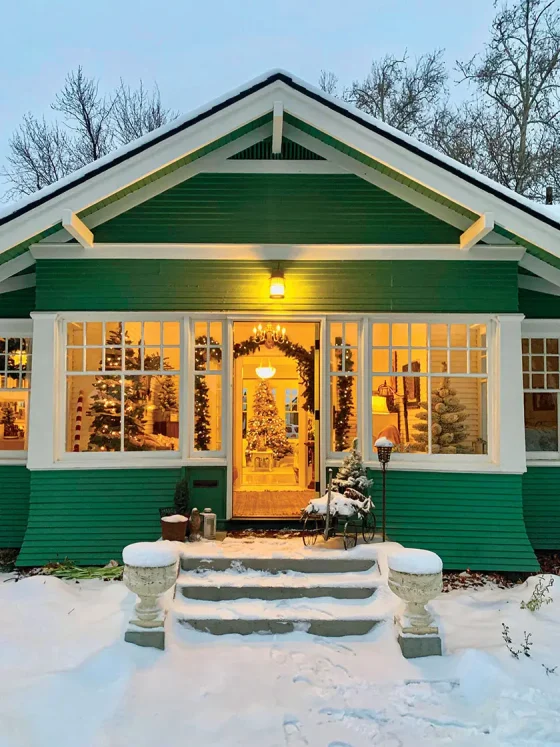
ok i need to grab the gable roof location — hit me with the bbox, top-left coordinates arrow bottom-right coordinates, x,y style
1,68 -> 560,277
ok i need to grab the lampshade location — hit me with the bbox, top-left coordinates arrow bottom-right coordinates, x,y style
372,395 -> 390,415
269,269 -> 285,299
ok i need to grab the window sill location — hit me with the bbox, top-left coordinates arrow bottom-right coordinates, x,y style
0,457 -> 27,466
526,459 -> 560,468
30,455 -> 228,470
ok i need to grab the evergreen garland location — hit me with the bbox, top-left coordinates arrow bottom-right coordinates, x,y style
333,337 -> 355,452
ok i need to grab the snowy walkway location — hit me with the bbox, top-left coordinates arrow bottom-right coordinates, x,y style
1,551 -> 560,744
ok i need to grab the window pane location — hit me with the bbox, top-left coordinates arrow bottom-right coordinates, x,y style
531,339 -> 544,354
105,347 -> 123,371
164,347 -> 181,371
0,392 -> 28,451
522,355 -> 530,373
68,375 -> 121,452
449,350 -> 467,373
209,322 -> 222,346
343,323 -> 358,347
143,322 -> 161,346
125,348 -> 141,370
125,322 -> 142,346
430,349 -> 447,374
430,324 -> 448,347
470,324 -> 486,348
143,347 -> 161,371
547,357 -> 559,372
524,392 -> 558,452
547,338 -> 559,355
548,374 -> 560,390
85,322 -> 103,346
522,338 -> 529,355
430,376 -> 487,454
470,350 -> 487,374
124,375 -> 179,452
372,348 -> 390,372
195,321 -> 209,340
410,323 -> 428,347
533,374 -> 545,389
163,322 -> 180,346
331,375 -> 357,451
391,348 -> 409,372
391,323 -> 408,347
194,375 -> 222,451
532,356 -> 544,372
105,322 -> 122,345
450,324 -> 467,347
372,323 -> 389,347
85,347 -> 103,371
67,348 -> 83,372
195,348 -> 207,371
67,322 -> 83,346
405,376 -> 430,453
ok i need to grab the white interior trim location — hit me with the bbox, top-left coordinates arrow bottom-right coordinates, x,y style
30,243 -> 525,262
61,210 -> 93,248
0,252 -> 35,284
460,212 -> 494,251
518,274 -> 560,297
0,273 -> 36,295
272,101 -> 283,154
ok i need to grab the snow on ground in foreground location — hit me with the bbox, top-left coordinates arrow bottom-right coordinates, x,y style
1,573 -> 560,746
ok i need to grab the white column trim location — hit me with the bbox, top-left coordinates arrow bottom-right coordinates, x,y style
27,312 -> 59,470
494,314 -> 526,474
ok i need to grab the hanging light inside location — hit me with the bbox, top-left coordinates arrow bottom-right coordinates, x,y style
372,395 -> 390,414
256,359 -> 276,379
269,268 -> 285,299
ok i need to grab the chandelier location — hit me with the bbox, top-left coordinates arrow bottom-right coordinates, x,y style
251,323 -> 287,349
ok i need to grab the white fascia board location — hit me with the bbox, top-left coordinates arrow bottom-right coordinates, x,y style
0,82 -> 284,257
520,253 -> 560,287
460,213 -> 494,251
0,251 -> 35,283
61,210 -> 94,248
284,123 -> 509,244
0,273 -> 36,295
518,274 -> 560,297
272,101 -> 283,154
280,88 -> 560,259
40,124 -> 273,243
0,318 -> 33,336
198,161 -> 343,174
30,242 -> 525,261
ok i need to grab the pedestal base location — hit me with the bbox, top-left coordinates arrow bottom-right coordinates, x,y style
125,625 -> 165,650
397,633 -> 442,659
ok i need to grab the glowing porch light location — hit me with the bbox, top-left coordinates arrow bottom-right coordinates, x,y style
269,269 -> 285,299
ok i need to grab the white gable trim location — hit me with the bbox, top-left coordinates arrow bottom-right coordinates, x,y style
520,253 -> 560,288
518,274 -> 560,297
0,252 -> 35,284
0,273 -> 36,295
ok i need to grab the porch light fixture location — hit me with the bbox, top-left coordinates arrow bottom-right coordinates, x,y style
269,268 -> 285,299
256,360 -> 276,379
375,436 -> 394,543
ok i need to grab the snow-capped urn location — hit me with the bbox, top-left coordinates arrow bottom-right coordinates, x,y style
332,438 -> 373,496
122,542 -> 178,632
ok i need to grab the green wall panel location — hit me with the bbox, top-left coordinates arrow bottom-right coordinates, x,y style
17,469 -> 182,566
519,288 -> 560,319
0,466 -> 30,548
368,470 -> 538,571
0,287 -> 35,318
93,174 -> 462,245
187,466 -> 226,519
36,259 -> 518,314
523,467 -> 560,549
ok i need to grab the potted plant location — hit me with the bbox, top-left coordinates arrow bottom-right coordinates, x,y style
159,477 -> 190,542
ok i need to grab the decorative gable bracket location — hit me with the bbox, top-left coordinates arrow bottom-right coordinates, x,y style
62,210 -> 94,248
460,212 -> 494,251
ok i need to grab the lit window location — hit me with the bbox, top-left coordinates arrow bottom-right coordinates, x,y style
65,321 -> 180,452
371,322 -> 488,455
329,321 -> 359,452
193,321 -> 223,452
0,336 -> 32,453
522,337 -> 560,456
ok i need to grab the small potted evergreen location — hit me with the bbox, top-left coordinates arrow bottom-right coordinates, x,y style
159,477 -> 190,542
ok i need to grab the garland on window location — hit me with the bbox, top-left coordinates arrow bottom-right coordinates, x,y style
333,336 -> 355,452
194,334 -> 315,451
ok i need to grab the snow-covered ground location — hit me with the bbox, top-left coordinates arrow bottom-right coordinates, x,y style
1,562 -> 560,745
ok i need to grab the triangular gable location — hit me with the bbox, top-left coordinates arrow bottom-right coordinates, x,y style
230,136 -> 324,160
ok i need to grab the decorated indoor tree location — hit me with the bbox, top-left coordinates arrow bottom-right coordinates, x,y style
332,437 -> 373,496
88,329 -> 147,451
246,380 -> 293,461
412,368 -> 472,454
1,404 -> 17,437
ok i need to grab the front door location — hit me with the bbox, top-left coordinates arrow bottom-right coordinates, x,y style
232,321 -> 320,518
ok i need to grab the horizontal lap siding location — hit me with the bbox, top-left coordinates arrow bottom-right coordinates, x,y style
93,174 -> 462,245
369,471 -> 538,571
523,467 -> 560,549
36,260 -> 518,313
0,287 -> 35,318
519,288 -> 560,319
0,466 -> 30,547
16,469 -> 181,566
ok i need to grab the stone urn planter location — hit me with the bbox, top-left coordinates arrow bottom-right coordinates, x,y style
387,548 -> 443,658
122,542 -> 178,649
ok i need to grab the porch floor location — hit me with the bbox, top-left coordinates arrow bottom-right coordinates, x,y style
232,489 -> 315,518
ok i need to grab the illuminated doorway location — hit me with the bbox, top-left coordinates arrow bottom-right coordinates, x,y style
232,321 -> 319,518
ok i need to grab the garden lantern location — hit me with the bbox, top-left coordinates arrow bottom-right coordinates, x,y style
375,437 -> 394,542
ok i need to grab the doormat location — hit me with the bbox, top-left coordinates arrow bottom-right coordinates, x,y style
233,490 -> 316,518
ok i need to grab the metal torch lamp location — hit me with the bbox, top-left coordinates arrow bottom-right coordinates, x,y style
375,439 -> 394,542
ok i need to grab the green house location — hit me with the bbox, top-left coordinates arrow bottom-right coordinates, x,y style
2,70 -> 560,571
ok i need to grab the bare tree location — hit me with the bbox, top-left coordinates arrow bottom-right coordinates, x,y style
456,0 -> 560,198
318,70 -> 339,96
345,51 -> 448,136
2,68 -> 177,200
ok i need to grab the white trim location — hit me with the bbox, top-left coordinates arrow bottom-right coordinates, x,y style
272,101 -> 283,154
0,252 -> 35,284
283,124 -> 513,246
30,243 -> 525,262
518,274 -> 560,297
494,314 -> 526,473
0,319 -> 33,336
522,319 -> 560,335
61,210 -> 93,248
460,213 -> 494,251
0,273 -> 35,295
520,254 -> 560,287
198,161 -> 343,174
0,458 -> 27,466
27,313 -> 58,470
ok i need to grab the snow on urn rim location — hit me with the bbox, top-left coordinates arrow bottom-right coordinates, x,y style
388,549 -> 443,575
123,541 -> 178,568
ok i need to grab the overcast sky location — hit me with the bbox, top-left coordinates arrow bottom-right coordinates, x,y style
0,0 -> 496,188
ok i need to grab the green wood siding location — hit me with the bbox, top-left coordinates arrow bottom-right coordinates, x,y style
36,259 -> 518,313
0,286 -> 35,318
93,174 -> 462,245
523,467 -> 560,549
16,466 -> 227,566
519,288 -> 560,319
0,466 -> 30,548
368,470 -> 538,571
230,137 -> 324,160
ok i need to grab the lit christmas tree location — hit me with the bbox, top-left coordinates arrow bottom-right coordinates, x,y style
88,329 -> 147,451
333,338 -> 355,452
332,438 -> 372,495
1,404 -> 17,437
246,380 -> 293,461
412,368 -> 472,454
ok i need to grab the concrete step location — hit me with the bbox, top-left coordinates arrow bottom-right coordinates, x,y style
176,570 -> 378,601
180,556 -> 376,574
177,618 -> 380,636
